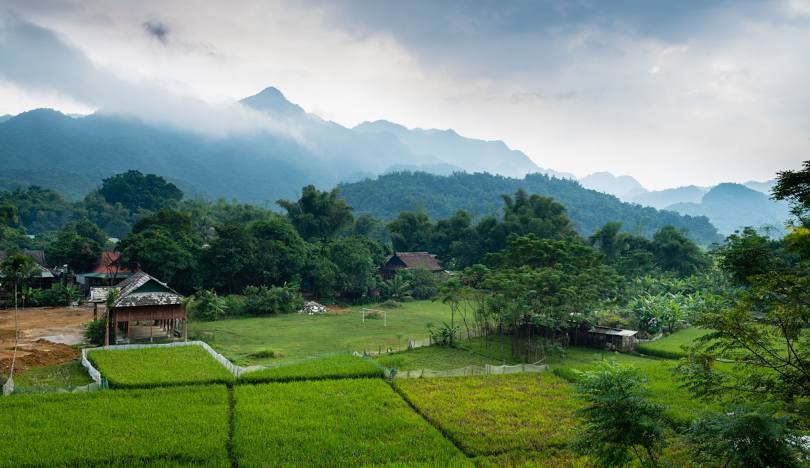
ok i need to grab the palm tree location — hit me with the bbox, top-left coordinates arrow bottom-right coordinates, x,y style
384,275 -> 413,302
0,254 -> 38,377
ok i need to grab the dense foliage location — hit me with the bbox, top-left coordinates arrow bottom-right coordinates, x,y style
339,171 -> 721,244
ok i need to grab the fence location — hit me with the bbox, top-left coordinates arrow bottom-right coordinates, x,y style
391,363 -> 548,379
2,377 -> 13,396
81,340 -> 246,383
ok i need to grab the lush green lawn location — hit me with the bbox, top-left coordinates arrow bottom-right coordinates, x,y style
233,379 -> 470,466
13,359 -> 93,391
0,385 -> 230,467
240,354 -> 383,382
375,344 -> 518,371
88,345 -> 234,388
189,300 -> 454,365
396,373 -> 583,457
637,327 -> 714,358
548,347 -> 719,423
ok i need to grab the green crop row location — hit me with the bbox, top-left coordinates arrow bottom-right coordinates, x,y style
234,379 -> 470,466
240,354 -> 383,383
0,385 -> 230,467
395,373 -> 584,457
88,345 -> 235,388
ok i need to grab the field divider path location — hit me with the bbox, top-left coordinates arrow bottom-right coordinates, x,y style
387,380 -> 475,459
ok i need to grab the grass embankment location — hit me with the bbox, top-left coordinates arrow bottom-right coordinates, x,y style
88,346 -> 234,388
13,359 -> 93,391
188,300 -> 454,365
0,385 -> 230,467
240,354 -> 383,383
395,373 -> 583,459
375,344 -> 518,371
637,327 -> 713,359
233,379 -> 470,466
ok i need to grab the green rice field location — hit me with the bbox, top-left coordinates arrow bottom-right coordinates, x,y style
636,327 -> 714,358
233,379 -> 470,466
395,373 -> 584,457
88,345 -> 234,388
240,353 -> 383,383
0,385 -> 230,467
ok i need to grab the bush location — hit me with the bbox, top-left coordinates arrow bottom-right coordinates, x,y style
39,284 -> 80,307
242,284 -> 303,315
84,319 -> 106,346
190,289 -> 227,321
247,349 -> 282,359
398,268 -> 440,300
221,294 -> 246,316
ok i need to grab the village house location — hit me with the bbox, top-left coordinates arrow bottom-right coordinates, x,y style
76,250 -> 132,292
0,250 -> 59,306
380,252 -> 445,280
583,326 -> 639,352
105,270 -> 186,344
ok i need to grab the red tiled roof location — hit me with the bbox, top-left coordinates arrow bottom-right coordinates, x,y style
387,252 -> 443,271
92,251 -> 130,274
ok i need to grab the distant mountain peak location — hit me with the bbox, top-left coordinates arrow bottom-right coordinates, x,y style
580,171 -> 647,198
240,86 -> 305,116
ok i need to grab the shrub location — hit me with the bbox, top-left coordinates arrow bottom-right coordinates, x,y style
247,349 -> 281,359
242,284 -> 304,315
398,268 -> 440,300
191,289 -> 227,321
39,284 -> 80,307
221,294 -> 246,316
84,319 -> 106,346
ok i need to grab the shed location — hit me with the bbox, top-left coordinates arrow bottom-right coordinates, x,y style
380,252 -> 444,280
105,271 -> 185,344
586,326 -> 639,352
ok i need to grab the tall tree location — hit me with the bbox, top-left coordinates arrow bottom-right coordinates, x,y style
772,159 -> 810,225
277,185 -> 353,241
387,212 -> 432,252
650,225 -> 710,276
99,170 -> 183,213
46,219 -> 107,273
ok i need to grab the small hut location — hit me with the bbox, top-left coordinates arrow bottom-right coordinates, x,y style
105,271 -> 185,344
380,252 -> 444,280
585,326 -> 639,352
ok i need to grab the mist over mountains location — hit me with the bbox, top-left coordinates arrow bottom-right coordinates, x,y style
579,171 -> 791,235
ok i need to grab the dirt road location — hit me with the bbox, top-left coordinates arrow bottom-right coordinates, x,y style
0,306 -> 93,374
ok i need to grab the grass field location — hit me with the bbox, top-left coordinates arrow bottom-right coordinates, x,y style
0,385 -> 230,467
13,359 -> 93,391
233,379 -> 470,466
375,344 -> 518,370
189,300 -> 454,365
240,354 -> 383,382
88,345 -> 234,388
637,327 -> 713,358
395,373 -> 583,457
548,347 -> 719,423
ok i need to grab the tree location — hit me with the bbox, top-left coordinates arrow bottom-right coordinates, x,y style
99,170 -> 183,213
683,271 -> 810,405
501,189 -> 577,240
190,289 -> 227,321
574,361 -> 665,467
277,185 -> 353,241
328,236 -> 383,299
46,219 -> 107,273
249,217 -> 307,286
202,223 -> 256,293
715,228 -> 783,285
772,159 -> 809,225
688,405 -> 805,468
382,275 -> 413,302
387,212 -> 433,252
650,226 -> 710,276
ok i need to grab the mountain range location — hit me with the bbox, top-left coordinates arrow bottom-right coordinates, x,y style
578,172 -> 790,235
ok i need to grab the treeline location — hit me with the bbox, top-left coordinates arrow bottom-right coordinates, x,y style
338,171 -> 722,244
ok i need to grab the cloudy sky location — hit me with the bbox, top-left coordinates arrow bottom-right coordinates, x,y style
1,0 -> 808,189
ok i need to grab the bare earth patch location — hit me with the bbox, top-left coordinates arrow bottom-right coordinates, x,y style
0,306 -> 92,374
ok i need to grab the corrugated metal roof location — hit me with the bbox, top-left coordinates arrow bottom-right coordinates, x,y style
113,271 -> 183,308
589,326 -> 638,337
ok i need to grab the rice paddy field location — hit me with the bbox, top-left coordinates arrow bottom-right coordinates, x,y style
233,379 -> 470,466
12,359 -> 94,392
188,300 -> 454,365
395,373 -> 584,457
240,354 -> 383,383
88,345 -> 235,388
0,385 -> 230,467
375,344 -> 518,371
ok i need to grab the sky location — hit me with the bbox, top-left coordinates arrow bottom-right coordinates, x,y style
0,0 -> 808,190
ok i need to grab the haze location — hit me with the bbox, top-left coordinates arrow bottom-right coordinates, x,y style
1,0 -> 808,189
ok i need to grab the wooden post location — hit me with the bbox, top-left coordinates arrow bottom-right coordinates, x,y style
149,310 -> 153,343
93,303 -> 98,321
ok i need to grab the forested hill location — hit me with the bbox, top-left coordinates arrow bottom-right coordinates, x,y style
337,172 -> 722,245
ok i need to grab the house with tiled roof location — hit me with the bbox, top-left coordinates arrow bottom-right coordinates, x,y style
76,250 -> 132,291
380,252 -> 444,280
105,270 -> 186,344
